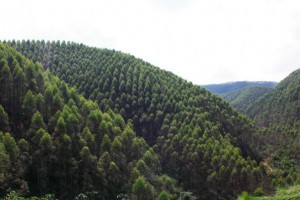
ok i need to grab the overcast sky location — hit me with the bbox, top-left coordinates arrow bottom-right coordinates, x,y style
1,0 -> 300,84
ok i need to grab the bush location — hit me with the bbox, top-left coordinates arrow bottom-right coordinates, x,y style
253,187 -> 265,196
237,192 -> 252,200
157,190 -> 170,200
4,191 -> 55,200
285,174 -> 293,185
296,177 -> 300,185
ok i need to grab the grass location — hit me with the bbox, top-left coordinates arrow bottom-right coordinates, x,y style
237,185 -> 300,200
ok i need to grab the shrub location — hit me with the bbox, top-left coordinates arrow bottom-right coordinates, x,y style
253,187 -> 265,196
237,192 -> 252,200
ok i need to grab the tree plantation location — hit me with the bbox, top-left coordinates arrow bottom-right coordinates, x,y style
0,40 -> 298,199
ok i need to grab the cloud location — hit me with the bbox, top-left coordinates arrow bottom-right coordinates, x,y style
152,0 -> 193,10
1,0 -> 300,84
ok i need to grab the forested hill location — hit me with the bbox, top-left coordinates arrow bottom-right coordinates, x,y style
5,40 -> 258,144
0,43 -> 182,199
247,69 -> 300,130
2,40 -> 269,199
245,69 -> 300,181
222,86 -> 273,114
203,81 -> 277,95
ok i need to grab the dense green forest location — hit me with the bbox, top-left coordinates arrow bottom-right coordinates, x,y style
245,70 -> 300,180
209,69 -> 300,190
0,42 -> 189,199
205,70 -> 300,193
203,72 -> 300,182
247,69 -> 300,129
222,86 -> 273,114
2,40 -> 299,199
203,81 -> 277,95
0,40 -> 271,199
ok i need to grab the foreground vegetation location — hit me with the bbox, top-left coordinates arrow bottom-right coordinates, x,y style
238,185 -> 300,200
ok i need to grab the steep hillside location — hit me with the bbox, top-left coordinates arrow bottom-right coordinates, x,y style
247,69 -> 300,129
203,81 -> 277,95
0,43 -> 183,199
4,40 -> 269,199
5,40 -> 258,142
246,69 -> 300,180
222,86 -> 273,114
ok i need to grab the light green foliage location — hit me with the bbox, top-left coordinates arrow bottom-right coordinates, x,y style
0,105 -> 10,132
30,111 -> 46,130
22,90 -> 37,123
238,185 -> 300,200
0,143 -> 10,176
157,190 -> 170,200
4,191 -> 55,200
132,176 -> 151,200
253,188 -> 265,197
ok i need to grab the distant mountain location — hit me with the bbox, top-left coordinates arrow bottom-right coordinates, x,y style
222,86 -> 273,114
202,81 -> 277,95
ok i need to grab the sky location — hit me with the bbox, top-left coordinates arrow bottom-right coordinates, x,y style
1,0 -> 300,84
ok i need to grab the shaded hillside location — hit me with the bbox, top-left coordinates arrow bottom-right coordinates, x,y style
4,40 -> 269,199
248,69 -> 300,129
246,69 -> 300,180
203,81 -> 277,95
222,86 -> 273,114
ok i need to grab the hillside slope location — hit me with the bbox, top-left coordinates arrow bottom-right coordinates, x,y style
4,40 -> 269,199
248,69 -> 300,129
246,69 -> 300,179
203,81 -> 277,95
222,86 -> 273,114
0,43 -> 184,199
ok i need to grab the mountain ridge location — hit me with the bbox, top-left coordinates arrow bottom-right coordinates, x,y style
203,81 -> 277,95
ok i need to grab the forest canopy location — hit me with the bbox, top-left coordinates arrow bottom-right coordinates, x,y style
1,40 -> 296,199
